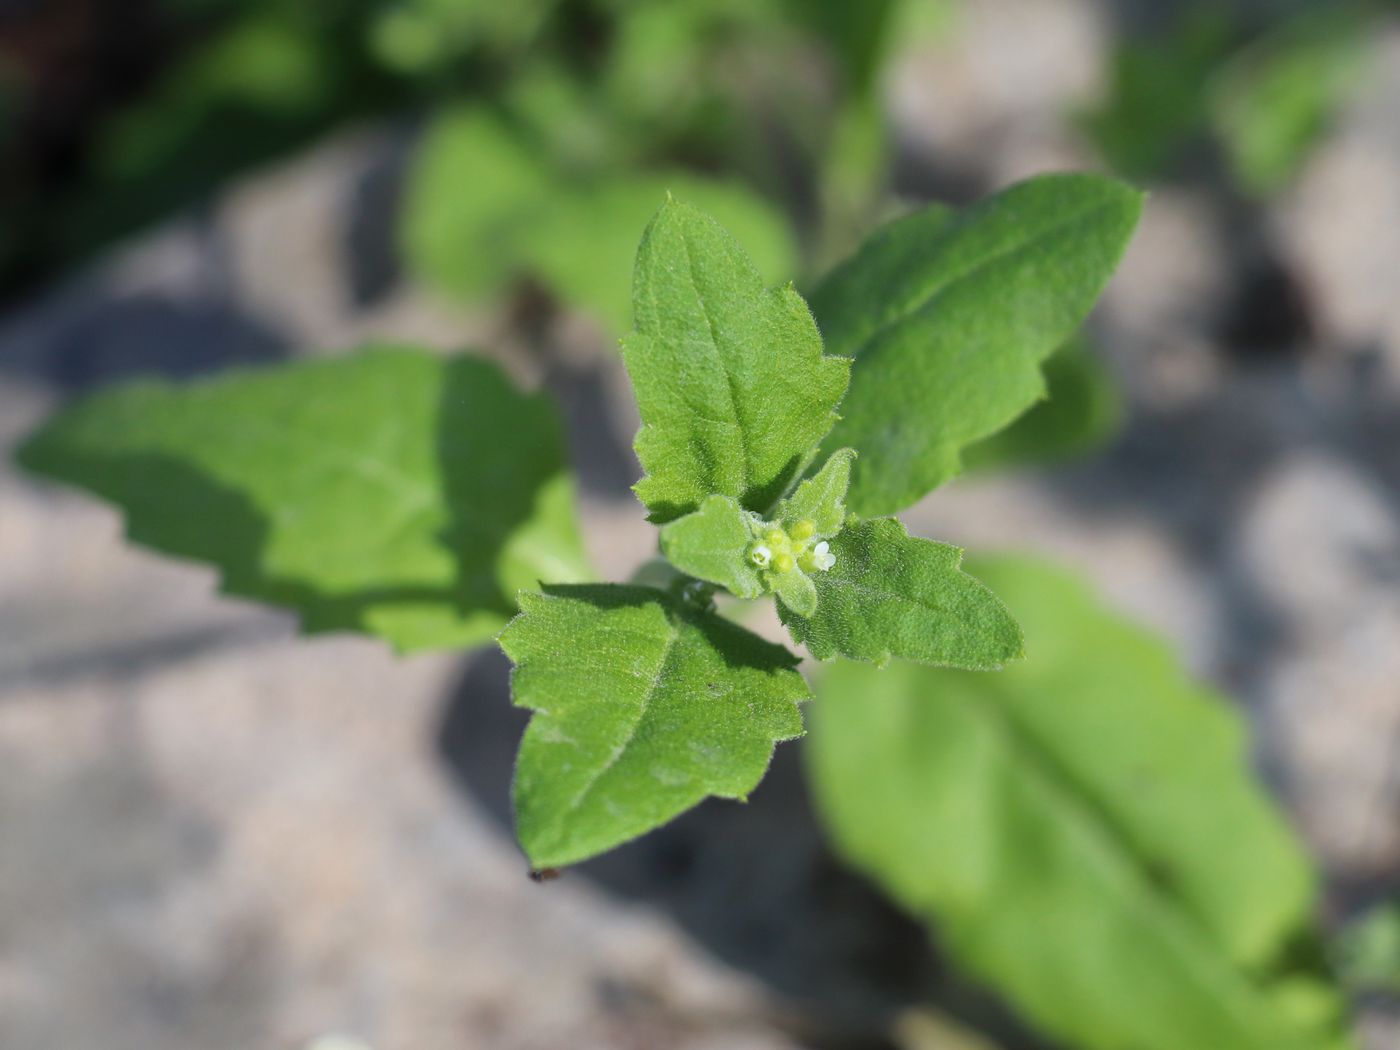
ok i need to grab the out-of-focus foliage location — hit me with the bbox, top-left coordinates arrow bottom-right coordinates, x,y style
808,556 -> 1354,1050
2,1 -> 405,286
401,106 -> 797,331
1083,1 -> 1376,196
63,8 -> 386,256
18,348 -> 590,652
1209,5 -> 1368,197
1080,6 -> 1234,181
0,0 -> 889,296
1335,901 -> 1400,995
367,0 -> 558,75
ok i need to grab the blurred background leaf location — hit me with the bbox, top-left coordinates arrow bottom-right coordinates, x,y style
1335,901 -> 1400,996
807,556 -> 1351,1050
401,104 -> 797,332
1081,0 -> 1378,197
1079,5 -> 1234,182
1209,4 -> 1368,197
18,348 -> 590,652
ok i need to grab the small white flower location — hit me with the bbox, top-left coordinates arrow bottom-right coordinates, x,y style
811,540 -> 835,571
749,543 -> 773,568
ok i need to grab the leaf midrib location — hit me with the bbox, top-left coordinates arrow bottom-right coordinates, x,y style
678,228 -> 751,497
959,696 -> 1302,1047
846,196 -> 1126,359
553,612 -> 684,831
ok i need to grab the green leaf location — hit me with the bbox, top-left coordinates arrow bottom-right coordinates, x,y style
17,348 -> 589,652
500,584 -> 809,868
777,518 -> 1022,668
963,335 -> 1121,472
401,106 -> 798,334
627,198 -> 850,523
771,567 -> 818,618
659,494 -> 763,599
808,556 -> 1351,1050
811,173 -> 1144,517
774,446 -> 855,537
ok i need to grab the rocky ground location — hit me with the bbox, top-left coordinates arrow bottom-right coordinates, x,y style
2,2 -> 1399,1048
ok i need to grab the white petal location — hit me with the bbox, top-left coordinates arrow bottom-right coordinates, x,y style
813,541 -> 830,556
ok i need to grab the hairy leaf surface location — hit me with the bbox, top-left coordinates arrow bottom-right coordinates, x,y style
775,446 -> 855,537
19,348 -> 589,652
771,568 -> 818,618
659,494 -> 763,599
626,199 -> 850,522
808,556 -> 1350,1050
502,584 -> 809,868
811,173 -> 1144,516
778,518 -> 1022,668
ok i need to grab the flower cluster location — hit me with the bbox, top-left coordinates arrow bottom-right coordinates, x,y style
746,517 -> 835,578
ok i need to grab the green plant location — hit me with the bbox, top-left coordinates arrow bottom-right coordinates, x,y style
18,174 -> 1359,1048
811,558 -> 1351,1050
21,171 -> 1139,862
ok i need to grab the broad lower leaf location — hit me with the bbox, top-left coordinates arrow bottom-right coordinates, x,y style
963,335 -> 1121,472
627,198 -> 850,522
777,518 -> 1022,669
659,494 -> 764,599
402,106 -> 797,333
501,584 -> 809,868
18,348 -> 589,652
808,556 -> 1351,1050
811,173 -> 1144,517
775,446 -> 855,537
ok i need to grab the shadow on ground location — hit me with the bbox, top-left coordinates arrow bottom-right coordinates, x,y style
435,646 -> 1054,1050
